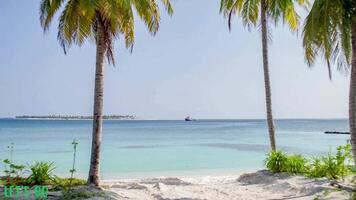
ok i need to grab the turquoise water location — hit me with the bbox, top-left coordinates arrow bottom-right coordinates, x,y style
0,119 -> 350,179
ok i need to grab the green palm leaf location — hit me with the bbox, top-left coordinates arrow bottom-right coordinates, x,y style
303,0 -> 355,78
40,0 -> 173,65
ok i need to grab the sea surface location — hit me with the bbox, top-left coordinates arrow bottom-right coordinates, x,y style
0,119 -> 350,179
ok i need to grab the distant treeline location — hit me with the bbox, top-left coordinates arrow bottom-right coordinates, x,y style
15,115 -> 136,120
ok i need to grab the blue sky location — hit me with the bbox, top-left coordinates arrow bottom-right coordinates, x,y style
0,1 -> 349,119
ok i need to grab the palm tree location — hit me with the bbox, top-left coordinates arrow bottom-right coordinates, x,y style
39,0 -> 173,186
220,0 -> 309,151
303,0 -> 356,164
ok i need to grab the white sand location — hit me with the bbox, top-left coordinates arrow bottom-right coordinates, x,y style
98,170 -> 354,200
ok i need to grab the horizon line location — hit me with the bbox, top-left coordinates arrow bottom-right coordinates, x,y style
0,117 -> 348,120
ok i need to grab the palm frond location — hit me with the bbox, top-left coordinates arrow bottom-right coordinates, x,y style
40,0 -> 64,31
282,1 -> 300,31
302,0 -> 353,79
161,0 -> 174,15
220,0 -> 251,31
40,0 -> 173,65
220,0 -> 308,32
241,0 -> 260,29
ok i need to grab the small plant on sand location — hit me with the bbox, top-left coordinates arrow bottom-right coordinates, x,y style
315,144 -> 352,180
351,176 -> 356,199
321,155 -> 351,180
27,161 -> 56,185
2,159 -> 26,185
307,157 -> 327,178
265,151 -> 288,173
3,159 -> 26,178
50,141 -> 85,191
321,154 -> 344,180
7,143 -> 14,162
69,140 -> 79,189
336,144 -> 353,172
284,154 -> 308,174
52,177 -> 86,191
266,144 -> 354,180
2,143 -> 26,185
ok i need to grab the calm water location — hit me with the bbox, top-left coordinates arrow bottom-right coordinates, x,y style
0,119 -> 350,179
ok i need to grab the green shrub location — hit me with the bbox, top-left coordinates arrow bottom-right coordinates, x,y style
0,176 -> 27,186
265,151 -> 288,173
349,165 -> 356,174
312,145 -> 352,180
284,154 -> 308,174
27,161 -> 56,185
323,154 -> 340,179
52,177 -> 86,190
265,144 -> 354,180
3,159 -> 25,178
336,144 -> 353,177
321,153 -> 350,180
2,159 -> 26,185
265,144 -> 355,179
69,140 -> 79,190
307,157 -> 327,178
1,143 -> 27,185
336,144 -> 353,165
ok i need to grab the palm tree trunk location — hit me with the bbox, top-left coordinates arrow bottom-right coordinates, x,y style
88,17 -> 106,186
349,23 -> 356,165
261,0 -> 276,151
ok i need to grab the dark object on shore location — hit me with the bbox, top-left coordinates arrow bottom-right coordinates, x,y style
324,131 -> 350,135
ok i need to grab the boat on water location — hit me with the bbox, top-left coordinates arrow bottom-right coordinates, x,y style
185,116 -> 196,121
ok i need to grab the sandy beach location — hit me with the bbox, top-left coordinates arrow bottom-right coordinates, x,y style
95,170 -> 354,200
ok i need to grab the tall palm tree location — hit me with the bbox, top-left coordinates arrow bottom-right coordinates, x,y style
39,0 -> 173,186
303,0 -> 356,164
220,0 -> 309,151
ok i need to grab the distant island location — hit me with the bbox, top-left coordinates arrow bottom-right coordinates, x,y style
15,115 -> 136,120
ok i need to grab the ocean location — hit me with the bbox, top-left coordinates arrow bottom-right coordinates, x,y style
0,119 -> 350,179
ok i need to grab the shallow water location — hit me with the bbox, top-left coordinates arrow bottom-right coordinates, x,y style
0,119 -> 349,178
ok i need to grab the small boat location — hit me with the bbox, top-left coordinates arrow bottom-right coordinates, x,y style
185,116 -> 196,121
